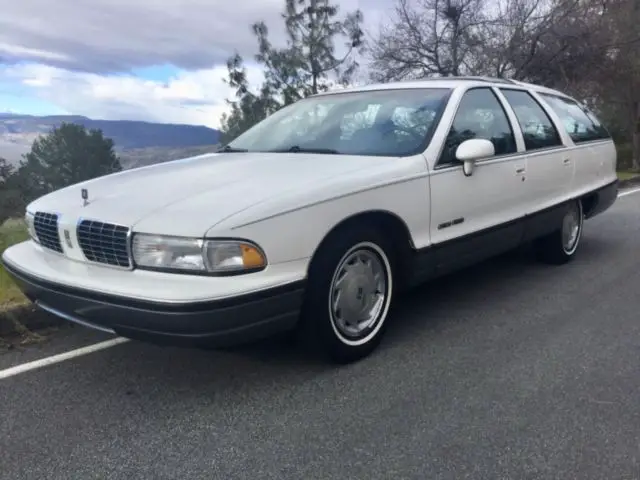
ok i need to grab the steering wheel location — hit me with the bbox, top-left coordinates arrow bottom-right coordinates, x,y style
379,123 -> 424,143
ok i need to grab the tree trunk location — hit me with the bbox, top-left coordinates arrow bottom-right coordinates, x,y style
632,132 -> 640,172
633,101 -> 640,172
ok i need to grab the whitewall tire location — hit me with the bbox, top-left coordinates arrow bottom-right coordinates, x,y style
299,225 -> 396,363
534,199 -> 584,265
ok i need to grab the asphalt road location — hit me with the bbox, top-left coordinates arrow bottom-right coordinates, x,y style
2,189 -> 640,480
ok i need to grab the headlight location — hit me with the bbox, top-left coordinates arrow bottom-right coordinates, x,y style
131,234 -> 267,274
25,211 -> 38,243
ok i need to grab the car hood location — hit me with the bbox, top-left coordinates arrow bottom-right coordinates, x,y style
28,152 -> 407,236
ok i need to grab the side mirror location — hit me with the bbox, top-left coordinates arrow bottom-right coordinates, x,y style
455,138 -> 495,177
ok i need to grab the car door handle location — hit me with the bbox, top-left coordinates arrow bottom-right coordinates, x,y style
516,167 -> 525,174
563,158 -> 571,165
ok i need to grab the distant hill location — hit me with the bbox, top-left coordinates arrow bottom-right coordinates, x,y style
118,145 -> 220,170
0,113 -> 221,168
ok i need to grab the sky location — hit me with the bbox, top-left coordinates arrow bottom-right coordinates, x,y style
0,0 -> 387,130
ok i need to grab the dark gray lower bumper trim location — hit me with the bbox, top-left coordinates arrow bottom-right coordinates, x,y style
2,259 -> 306,348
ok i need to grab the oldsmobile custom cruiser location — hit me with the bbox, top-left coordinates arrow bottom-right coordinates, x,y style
1,76 -> 618,363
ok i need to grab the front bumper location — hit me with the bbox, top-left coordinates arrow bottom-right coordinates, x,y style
2,256 -> 305,348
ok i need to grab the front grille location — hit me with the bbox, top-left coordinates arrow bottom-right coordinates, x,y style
34,212 -> 63,253
77,220 -> 131,268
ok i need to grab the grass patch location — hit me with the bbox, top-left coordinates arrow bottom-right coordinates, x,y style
618,170 -> 639,181
0,218 -> 29,309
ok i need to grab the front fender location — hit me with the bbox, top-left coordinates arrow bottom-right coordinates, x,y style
206,174 -> 432,267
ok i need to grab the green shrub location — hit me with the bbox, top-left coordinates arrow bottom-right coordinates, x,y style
616,143 -> 633,171
0,219 -> 28,307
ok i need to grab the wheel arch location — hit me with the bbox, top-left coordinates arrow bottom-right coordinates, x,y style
306,209 -> 417,285
580,192 -> 598,218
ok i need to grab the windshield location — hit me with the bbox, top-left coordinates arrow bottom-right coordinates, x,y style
226,88 -> 452,157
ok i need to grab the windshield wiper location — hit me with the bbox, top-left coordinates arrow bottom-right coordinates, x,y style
217,145 -> 248,153
271,145 -> 340,154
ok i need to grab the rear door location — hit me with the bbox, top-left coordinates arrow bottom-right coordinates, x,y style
537,92 -> 616,194
496,88 -> 573,214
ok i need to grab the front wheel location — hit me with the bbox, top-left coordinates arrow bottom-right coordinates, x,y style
298,226 -> 396,363
534,199 -> 584,265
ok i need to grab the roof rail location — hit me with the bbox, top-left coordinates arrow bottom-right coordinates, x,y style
403,75 -> 515,85
453,76 -> 515,84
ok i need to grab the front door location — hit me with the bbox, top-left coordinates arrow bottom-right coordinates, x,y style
428,86 -> 527,275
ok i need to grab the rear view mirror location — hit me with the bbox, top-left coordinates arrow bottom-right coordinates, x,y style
455,139 -> 495,176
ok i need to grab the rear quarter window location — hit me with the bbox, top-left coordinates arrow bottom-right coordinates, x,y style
538,93 -> 611,144
499,89 -> 563,151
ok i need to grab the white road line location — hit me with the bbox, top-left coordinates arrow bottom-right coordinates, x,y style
0,337 -> 130,380
619,186 -> 640,198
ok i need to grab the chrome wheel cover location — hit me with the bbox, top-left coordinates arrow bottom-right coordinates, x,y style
562,201 -> 583,254
328,242 -> 392,346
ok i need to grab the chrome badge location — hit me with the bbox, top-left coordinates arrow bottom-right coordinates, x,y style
63,229 -> 73,249
81,188 -> 89,207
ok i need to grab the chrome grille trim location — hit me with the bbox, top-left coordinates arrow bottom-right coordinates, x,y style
76,219 -> 132,268
33,212 -> 63,253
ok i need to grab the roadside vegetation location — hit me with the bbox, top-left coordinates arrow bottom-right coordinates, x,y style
0,124 -> 120,335
618,171 -> 639,181
0,219 -> 28,308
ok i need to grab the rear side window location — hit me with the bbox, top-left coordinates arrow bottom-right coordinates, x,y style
539,93 -> 611,143
499,89 -> 563,151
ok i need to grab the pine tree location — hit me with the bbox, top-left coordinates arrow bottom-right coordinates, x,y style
219,0 -> 364,142
19,122 -> 122,199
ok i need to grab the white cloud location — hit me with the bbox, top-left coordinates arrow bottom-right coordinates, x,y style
0,43 -> 71,63
0,0 -> 389,127
0,0 -> 386,73
1,63 -> 267,129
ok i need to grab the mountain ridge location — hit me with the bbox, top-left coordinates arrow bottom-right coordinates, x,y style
0,113 -> 222,168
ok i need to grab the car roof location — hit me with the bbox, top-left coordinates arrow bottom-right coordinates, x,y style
314,76 -> 570,99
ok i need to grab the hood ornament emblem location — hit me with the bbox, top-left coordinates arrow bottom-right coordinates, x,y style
81,188 -> 89,207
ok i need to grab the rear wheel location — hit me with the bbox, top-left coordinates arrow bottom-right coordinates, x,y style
534,199 -> 584,265
298,225 -> 396,363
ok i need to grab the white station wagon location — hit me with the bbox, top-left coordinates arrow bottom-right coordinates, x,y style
2,76 -> 618,363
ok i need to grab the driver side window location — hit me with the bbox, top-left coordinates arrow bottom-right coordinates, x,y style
438,88 -> 517,166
